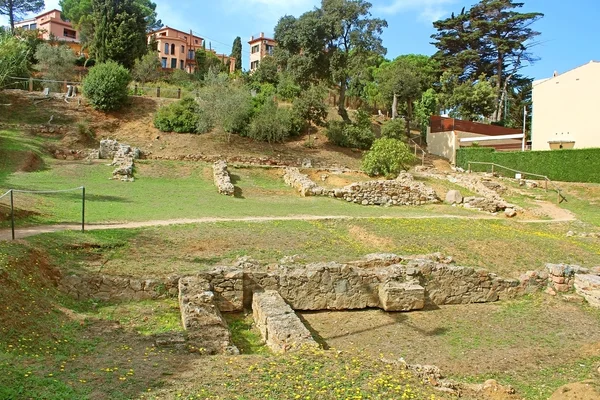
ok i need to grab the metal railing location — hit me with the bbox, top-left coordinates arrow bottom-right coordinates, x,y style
0,186 -> 85,240
466,161 -> 566,204
408,138 -> 426,166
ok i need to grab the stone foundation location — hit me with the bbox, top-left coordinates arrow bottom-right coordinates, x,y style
99,139 -> 141,182
178,276 -> 239,355
283,168 -> 440,206
252,290 -> 318,353
213,160 -> 235,196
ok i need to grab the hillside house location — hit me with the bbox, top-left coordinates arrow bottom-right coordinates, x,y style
14,9 -> 82,54
532,61 -> 600,150
249,33 -> 276,72
148,27 -> 236,74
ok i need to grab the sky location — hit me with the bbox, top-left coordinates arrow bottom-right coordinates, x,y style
3,0 -> 599,79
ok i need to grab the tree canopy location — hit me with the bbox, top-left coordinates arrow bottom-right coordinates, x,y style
274,0 -> 387,122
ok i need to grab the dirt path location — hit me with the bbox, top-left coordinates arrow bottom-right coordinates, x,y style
0,212 -> 576,241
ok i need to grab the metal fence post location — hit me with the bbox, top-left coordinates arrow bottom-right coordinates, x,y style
82,186 -> 85,232
156,87 -> 161,98
10,190 -> 15,240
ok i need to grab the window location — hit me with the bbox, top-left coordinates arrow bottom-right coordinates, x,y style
171,44 -> 175,54
181,45 -> 185,54
251,60 -> 259,70
171,58 -> 177,69
164,43 -> 169,54
160,32 -> 166,36
266,44 -> 274,56
63,28 -> 76,39
188,50 -> 195,59
161,57 -> 167,68
180,60 -> 184,70
251,44 -> 260,54
195,39 -> 199,44
29,23 -> 36,30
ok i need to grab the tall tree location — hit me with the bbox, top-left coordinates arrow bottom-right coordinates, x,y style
0,29 -> 29,87
230,36 -> 242,71
275,0 -> 387,122
0,0 -> 44,31
432,0 -> 543,122
90,0 -> 147,69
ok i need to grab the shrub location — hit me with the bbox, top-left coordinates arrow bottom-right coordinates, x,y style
380,118 -> 407,140
83,61 -> 131,111
277,74 -> 301,101
292,85 -> 328,130
326,121 -> 375,150
153,97 -> 200,133
362,138 -> 416,177
131,52 -> 161,84
34,43 -> 76,87
249,100 -> 294,144
456,147 -> 600,183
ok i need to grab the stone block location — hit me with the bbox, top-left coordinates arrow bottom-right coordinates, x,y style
378,281 -> 425,311
445,190 -> 463,204
252,290 -> 318,353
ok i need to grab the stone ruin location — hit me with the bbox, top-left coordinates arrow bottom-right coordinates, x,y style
416,167 -> 520,214
91,139 -> 141,182
283,168 -> 440,206
57,253 -> 600,356
212,160 -> 235,196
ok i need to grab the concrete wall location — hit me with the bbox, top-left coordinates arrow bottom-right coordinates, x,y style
532,61 -> 600,151
427,130 -> 456,163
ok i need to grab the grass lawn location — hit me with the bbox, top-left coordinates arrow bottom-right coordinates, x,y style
0,156 -> 481,227
25,217 -> 600,278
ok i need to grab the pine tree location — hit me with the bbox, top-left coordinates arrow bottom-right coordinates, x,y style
230,36 -> 242,71
0,0 -> 44,31
90,0 -> 147,69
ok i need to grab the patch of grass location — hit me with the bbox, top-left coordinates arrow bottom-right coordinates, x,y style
85,299 -> 183,336
0,94 -> 75,125
223,313 -> 269,355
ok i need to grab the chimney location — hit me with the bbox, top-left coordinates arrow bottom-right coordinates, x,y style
260,32 -> 264,38
251,35 -> 254,41
553,71 -> 559,77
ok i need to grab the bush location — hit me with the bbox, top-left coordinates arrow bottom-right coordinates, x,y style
131,52 -> 161,84
456,147 -> 600,183
326,121 -> 375,150
34,44 -> 76,88
83,61 -> 131,111
292,85 -> 328,130
153,98 -> 200,133
380,118 -> 407,140
362,138 -> 416,177
277,74 -> 301,101
248,100 -> 295,144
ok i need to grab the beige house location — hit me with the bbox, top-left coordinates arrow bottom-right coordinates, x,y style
532,61 -> 600,150
148,27 -> 235,74
14,9 -> 82,54
249,33 -> 276,72
427,116 -> 524,164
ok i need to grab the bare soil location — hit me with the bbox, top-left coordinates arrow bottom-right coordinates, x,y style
303,169 -> 372,188
549,381 -> 600,400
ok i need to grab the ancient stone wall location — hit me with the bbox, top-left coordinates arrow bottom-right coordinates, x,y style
58,274 -> 178,301
283,168 -> 440,206
98,139 -> 140,182
178,276 -> 239,355
213,160 -> 235,196
252,290 -> 318,353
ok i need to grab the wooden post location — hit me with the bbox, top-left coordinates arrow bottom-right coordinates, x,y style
177,88 -> 181,99
63,80 -> 67,93
491,164 -> 495,175
134,85 -> 138,96
81,186 -> 85,232
29,78 -> 33,92
156,87 -> 161,98
10,190 -> 15,240
468,163 -> 471,173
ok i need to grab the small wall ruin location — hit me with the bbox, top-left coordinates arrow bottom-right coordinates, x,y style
252,290 -> 318,353
59,255 -> 600,354
283,168 -> 440,206
93,139 -> 141,182
212,160 -> 235,196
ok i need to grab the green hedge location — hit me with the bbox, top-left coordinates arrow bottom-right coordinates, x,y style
456,147 -> 600,183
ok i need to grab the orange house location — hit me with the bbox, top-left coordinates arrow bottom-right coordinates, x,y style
148,26 -> 235,74
14,9 -> 83,54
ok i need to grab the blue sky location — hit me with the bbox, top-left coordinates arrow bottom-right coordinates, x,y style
4,0 -> 599,79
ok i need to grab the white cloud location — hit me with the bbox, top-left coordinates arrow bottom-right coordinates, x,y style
376,0 -> 458,23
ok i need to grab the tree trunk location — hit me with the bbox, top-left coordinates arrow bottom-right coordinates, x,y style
391,93 -> 398,119
337,80 -> 350,123
8,0 -> 15,32
494,53 -> 504,122
406,99 -> 413,136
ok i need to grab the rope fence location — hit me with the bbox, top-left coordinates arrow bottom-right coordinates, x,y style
0,186 -> 85,240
